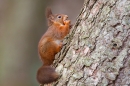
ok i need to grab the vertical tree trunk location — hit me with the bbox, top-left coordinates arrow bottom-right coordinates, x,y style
52,0 -> 130,86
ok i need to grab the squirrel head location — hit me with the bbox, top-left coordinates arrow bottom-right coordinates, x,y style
46,7 -> 68,26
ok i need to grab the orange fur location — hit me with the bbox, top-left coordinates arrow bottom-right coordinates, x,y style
37,7 -> 71,85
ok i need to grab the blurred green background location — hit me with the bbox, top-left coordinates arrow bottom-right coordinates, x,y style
0,0 -> 83,86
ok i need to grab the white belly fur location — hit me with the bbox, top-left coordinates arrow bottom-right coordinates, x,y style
54,40 -> 62,45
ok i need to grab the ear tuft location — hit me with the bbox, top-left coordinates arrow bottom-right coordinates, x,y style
46,7 -> 53,18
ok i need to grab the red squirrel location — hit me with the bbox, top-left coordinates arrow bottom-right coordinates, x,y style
37,8 -> 71,85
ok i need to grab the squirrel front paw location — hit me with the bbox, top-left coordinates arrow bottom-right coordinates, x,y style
64,20 -> 71,25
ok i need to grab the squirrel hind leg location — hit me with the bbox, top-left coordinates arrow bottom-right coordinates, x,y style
37,66 -> 59,85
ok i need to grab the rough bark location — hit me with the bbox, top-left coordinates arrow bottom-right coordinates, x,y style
52,0 -> 130,86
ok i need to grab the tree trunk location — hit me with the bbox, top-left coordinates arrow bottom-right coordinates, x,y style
52,0 -> 130,86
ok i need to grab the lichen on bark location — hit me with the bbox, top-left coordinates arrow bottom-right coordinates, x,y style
52,0 -> 130,86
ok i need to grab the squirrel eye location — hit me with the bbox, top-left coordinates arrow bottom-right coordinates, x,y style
57,15 -> 62,19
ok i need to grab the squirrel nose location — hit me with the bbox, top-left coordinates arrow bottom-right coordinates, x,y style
63,15 -> 68,20
65,15 -> 68,19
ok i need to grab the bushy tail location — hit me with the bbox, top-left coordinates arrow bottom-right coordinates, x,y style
37,65 -> 59,85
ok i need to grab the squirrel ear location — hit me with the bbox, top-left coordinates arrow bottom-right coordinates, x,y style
46,7 -> 54,26
46,7 -> 53,18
